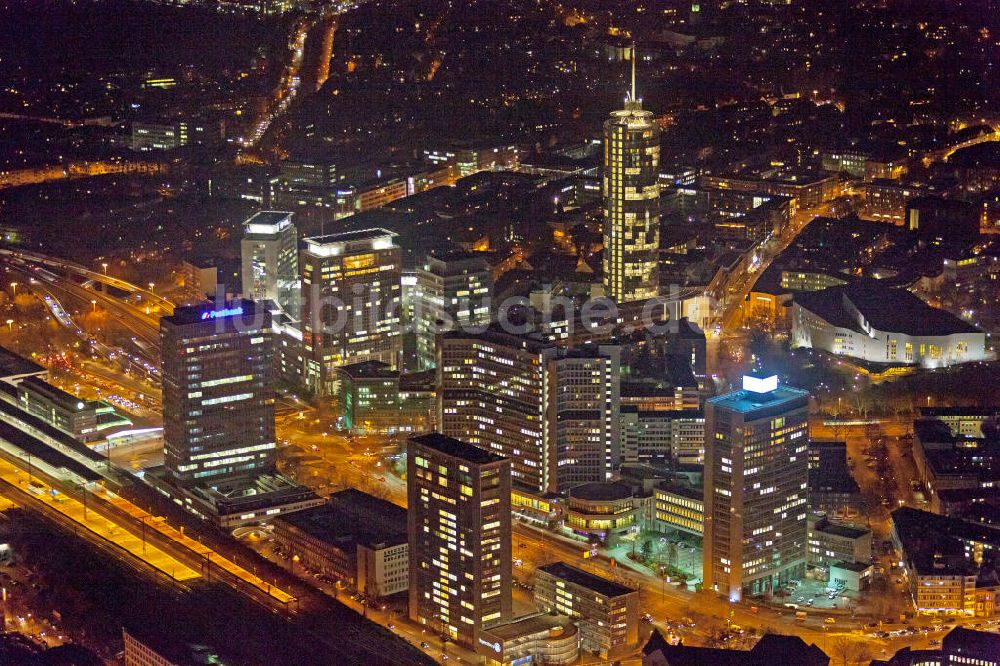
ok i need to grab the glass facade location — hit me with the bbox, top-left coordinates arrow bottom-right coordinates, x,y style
603,97 -> 660,304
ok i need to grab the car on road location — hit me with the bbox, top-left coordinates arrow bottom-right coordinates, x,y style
825,618 -> 836,624
420,642 -> 430,649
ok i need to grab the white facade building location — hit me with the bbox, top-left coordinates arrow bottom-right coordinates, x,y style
792,282 -> 987,368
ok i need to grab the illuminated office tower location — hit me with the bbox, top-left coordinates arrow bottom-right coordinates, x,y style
703,374 -> 810,602
438,328 -> 620,493
160,300 -> 276,487
407,433 -> 511,649
300,228 -> 402,394
412,250 -> 492,371
549,345 -> 621,488
240,211 -> 300,320
602,50 -> 660,304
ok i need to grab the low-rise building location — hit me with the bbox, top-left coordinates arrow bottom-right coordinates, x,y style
912,418 -> 1000,504
807,513 -> 871,566
861,179 -> 926,225
335,361 -> 433,435
620,407 -> 705,466
653,480 -> 704,537
476,613 -> 579,666
16,376 -> 131,442
871,627 -> 1000,666
564,481 -> 651,546
129,120 -> 222,152
808,441 -> 862,519
828,560 -> 873,592
534,562 -> 639,659
273,489 -> 408,599
643,629 -> 830,666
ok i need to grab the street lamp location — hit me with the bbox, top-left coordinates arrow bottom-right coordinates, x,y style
101,263 -> 108,275
5,320 -> 12,333
91,300 -> 97,313
8,282 -> 16,296
148,282 -> 155,294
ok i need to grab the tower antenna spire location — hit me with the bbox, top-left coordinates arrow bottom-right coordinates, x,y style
631,42 -> 637,102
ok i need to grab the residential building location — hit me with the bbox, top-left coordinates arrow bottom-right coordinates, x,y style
408,433 -> 512,649
891,507 -> 1000,616
534,562 -> 639,659
240,211 -> 299,320
602,56 -> 660,304
300,229 -> 402,394
871,627 -> 1000,666
703,374 -> 810,601
807,441 -> 862,519
643,630 -> 829,666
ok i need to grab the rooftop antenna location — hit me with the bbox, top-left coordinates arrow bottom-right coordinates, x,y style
630,43 -> 637,103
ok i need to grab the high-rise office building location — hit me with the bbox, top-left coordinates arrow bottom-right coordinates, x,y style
703,374 -> 810,601
160,300 -> 276,488
240,211 -> 300,320
438,327 -> 620,493
300,228 -> 402,394
550,346 -> 621,488
411,250 -> 492,371
407,433 -> 512,649
602,51 -> 660,304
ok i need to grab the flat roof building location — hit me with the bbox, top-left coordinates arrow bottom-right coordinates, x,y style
300,228 -> 402,394
160,300 -> 276,488
408,433 -> 512,649
703,375 -> 810,602
241,211 -> 299,320
792,281 -> 987,368
274,489 -> 408,599
534,561 -> 639,659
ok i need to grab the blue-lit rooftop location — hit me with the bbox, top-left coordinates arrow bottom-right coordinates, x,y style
707,375 -> 810,414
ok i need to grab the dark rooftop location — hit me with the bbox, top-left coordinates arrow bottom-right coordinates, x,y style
304,227 -> 397,245
336,360 -> 398,380
162,299 -> 262,328
569,481 -> 635,502
0,346 -> 45,380
812,516 -> 869,540
794,281 -> 981,337
279,489 -> 407,550
537,562 -> 636,599
643,630 -> 829,665
409,433 -> 507,465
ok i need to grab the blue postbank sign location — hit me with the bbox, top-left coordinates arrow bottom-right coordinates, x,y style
201,306 -> 245,321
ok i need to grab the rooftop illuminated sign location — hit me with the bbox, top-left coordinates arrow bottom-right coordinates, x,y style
201,306 -> 244,320
742,374 -> 778,394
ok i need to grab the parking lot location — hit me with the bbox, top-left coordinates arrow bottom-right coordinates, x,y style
776,577 -> 859,612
